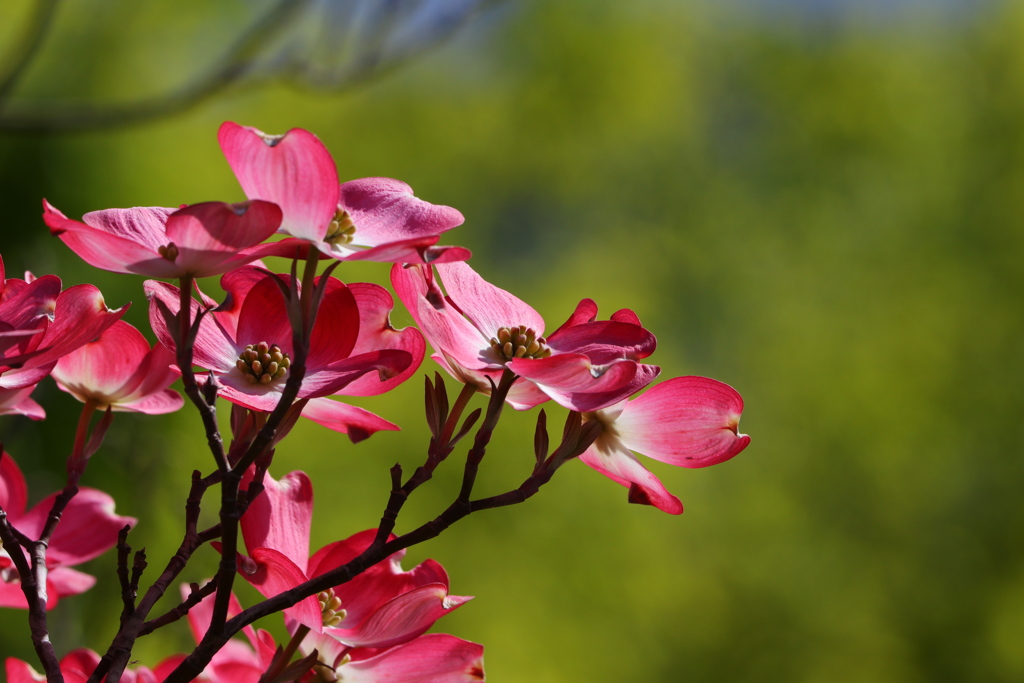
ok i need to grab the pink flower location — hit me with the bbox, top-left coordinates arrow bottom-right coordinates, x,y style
182,585 -> 276,683
197,266 -> 424,442
51,320 -> 184,414
6,649 -> 181,683
580,376 -> 750,515
0,384 -> 44,420
237,469 -> 470,648
0,451 -> 136,609
218,122 -> 470,264
146,270 -> 414,416
43,199 -> 283,279
0,255 -> 125,401
391,262 -> 660,411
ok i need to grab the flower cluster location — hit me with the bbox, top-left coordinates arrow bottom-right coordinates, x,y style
0,121 -> 750,683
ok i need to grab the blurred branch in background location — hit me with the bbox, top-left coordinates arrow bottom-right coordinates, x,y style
0,0 -> 504,132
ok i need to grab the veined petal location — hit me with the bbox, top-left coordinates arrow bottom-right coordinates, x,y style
614,376 -> 750,468
509,354 -> 638,400
0,384 -> 45,420
338,634 -> 485,683
43,202 -> 181,278
435,262 -> 545,338
307,529 -> 390,579
432,353 -> 548,411
145,280 -> 239,372
547,319 -> 657,363
301,398 -> 399,443
307,276 -> 360,369
235,275 -> 295,357
240,469 -> 313,572
333,557 -> 451,626
219,122 -> 338,242
0,366 -> 52,391
342,239 -> 472,265
340,282 -> 425,396
52,320 -> 152,402
579,437 -> 683,515
339,177 -> 464,246
215,266 -> 272,337
245,547 -> 323,631
47,567 -> 97,599
164,200 -> 282,277
326,584 -> 470,649
391,265 -> 495,371
549,298 -> 599,337
302,349 -> 414,398
538,362 -> 660,413
115,389 -> 184,415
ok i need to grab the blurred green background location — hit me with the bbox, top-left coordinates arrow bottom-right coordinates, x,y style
3,0 -> 1024,681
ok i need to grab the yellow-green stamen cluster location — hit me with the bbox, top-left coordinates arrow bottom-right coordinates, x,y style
157,243 -> 179,262
318,588 -> 346,627
490,325 -> 551,361
325,208 -> 357,245
236,342 -> 290,384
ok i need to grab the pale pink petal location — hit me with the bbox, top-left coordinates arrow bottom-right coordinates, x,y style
43,202 -> 181,278
549,298 -> 598,337
119,341 -> 180,404
614,376 -> 750,468
339,178 -> 464,246
52,320 -> 152,402
301,398 -> 399,443
391,265 -> 495,371
0,450 -> 28,518
240,469 -> 313,572
0,366 -> 53,391
47,567 -> 97,598
579,437 -> 683,515
17,488 -> 135,565
116,389 -> 184,415
342,239 -> 472,265
219,122 -> 338,242
245,547 -> 322,631
536,362 -> 660,413
435,262 -> 545,338
340,282 -> 425,396
339,634 -> 485,683
509,354 -> 638,397
327,584 -> 471,649
164,200 -> 282,277
0,384 -> 45,420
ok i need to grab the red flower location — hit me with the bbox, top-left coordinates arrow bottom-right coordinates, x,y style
238,470 -> 470,648
218,122 -> 470,264
391,262 -> 660,411
43,200 -> 282,279
0,451 -> 135,609
6,649 -> 182,683
580,376 -> 750,514
146,270 -> 414,417
52,320 -> 183,414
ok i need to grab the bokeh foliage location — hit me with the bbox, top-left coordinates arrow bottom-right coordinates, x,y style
2,0 -> 1024,681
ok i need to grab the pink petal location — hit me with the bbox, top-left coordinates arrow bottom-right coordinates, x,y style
0,577 -> 58,609
343,239 -> 472,265
183,583 -> 255,647
301,398 -> 399,443
16,488 -> 135,565
240,469 -> 313,572
59,650 -> 101,683
234,275 -> 295,357
48,567 -> 97,598
43,202 -> 181,278
163,201 -> 282,277
509,354 -> 638,397
332,557 -> 450,626
549,298 -> 599,337
306,529 -> 385,578
245,547 -> 322,631
115,389 -> 184,415
546,320 -> 657,363
219,122 -> 339,242
340,282 -> 425,396
52,320 -> 152,401
610,308 -> 643,326
0,384 -> 45,420
327,584 -> 470,649
145,280 -> 239,372
301,349 -> 414,398
391,265 -> 495,371
119,341 -> 180,405
13,284 -> 127,371
0,366 -> 52,391
579,437 -> 683,515
339,634 -> 485,683
339,178 -> 464,247
307,276 -> 360,369
534,362 -> 661,413
435,262 -> 545,339
614,376 -> 750,468
0,452 -> 29,518
4,659 -> 45,683
0,273 -> 60,339
215,266 -> 271,337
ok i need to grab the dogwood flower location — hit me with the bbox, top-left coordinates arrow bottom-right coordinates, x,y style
580,376 -> 750,514
52,320 -> 183,414
43,199 -> 282,279
218,122 -> 470,264
0,451 -> 135,609
237,469 -> 470,647
391,262 -> 660,411
6,648 -> 181,683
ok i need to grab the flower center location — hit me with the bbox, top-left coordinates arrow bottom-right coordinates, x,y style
236,342 -> 291,384
158,242 -> 179,262
318,588 -> 346,627
324,208 -> 357,245
489,325 -> 552,361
